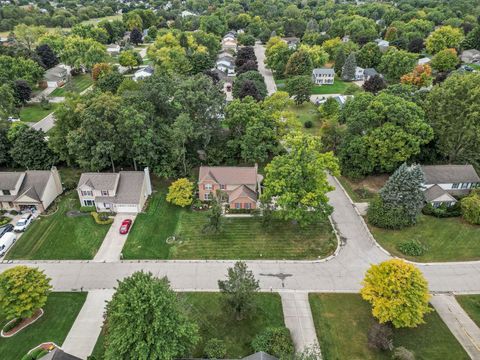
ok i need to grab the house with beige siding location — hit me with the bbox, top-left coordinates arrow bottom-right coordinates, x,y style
0,167 -> 63,213
77,168 -> 152,214
198,165 -> 263,210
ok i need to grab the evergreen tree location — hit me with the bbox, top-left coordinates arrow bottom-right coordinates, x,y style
130,27 -> 143,45
334,47 -> 346,75
341,53 -> 357,81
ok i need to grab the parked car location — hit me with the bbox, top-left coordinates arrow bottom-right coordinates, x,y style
0,224 -> 14,238
119,219 -> 133,235
7,116 -> 20,122
0,232 -> 16,257
14,213 -> 33,232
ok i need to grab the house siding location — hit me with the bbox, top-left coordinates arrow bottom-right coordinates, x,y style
41,169 -> 63,210
229,196 -> 257,209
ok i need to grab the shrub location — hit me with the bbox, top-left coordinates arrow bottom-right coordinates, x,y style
252,327 -> 295,358
354,187 -> 375,200
80,206 -> 96,213
461,189 -> 480,225
2,317 -> 22,333
21,348 -> 49,360
91,212 -> 114,225
204,338 -> 227,359
392,346 -> 415,360
63,178 -> 77,190
9,210 -> 18,215
398,239 -> 427,256
39,96 -> 51,110
422,202 -> 462,218
367,196 -> 414,229
304,120 -> 313,128
367,322 -> 393,351
227,208 -> 254,214
0,216 -> 10,226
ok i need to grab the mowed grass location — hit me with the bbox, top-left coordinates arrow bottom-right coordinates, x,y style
123,184 -> 337,260
287,102 -> 321,134
0,293 -> 87,360
49,74 -> 93,97
369,215 -> 480,262
309,293 -> 468,360
456,295 -> 480,328
19,103 -> 58,123
311,78 -> 351,94
6,192 -> 110,260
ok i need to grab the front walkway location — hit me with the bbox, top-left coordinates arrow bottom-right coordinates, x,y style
93,214 -> 136,262
431,294 -> 480,359
280,292 -> 320,355
62,289 -> 114,359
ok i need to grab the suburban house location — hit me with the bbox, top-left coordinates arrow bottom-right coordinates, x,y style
106,44 -> 121,56
216,55 -> 236,76
40,65 -> 69,88
312,68 -> 335,85
0,167 -> 63,213
354,66 -> 365,81
363,68 -> 380,81
198,165 -> 263,210
39,348 -> 81,360
461,49 -> 480,64
333,95 -> 354,108
281,37 -> 300,50
77,168 -> 152,213
421,165 -> 480,207
375,39 -> 390,52
222,38 -> 237,52
418,57 -> 431,66
133,65 -> 154,81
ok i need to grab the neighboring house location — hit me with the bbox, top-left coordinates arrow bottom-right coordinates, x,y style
133,65 -> 154,81
281,37 -> 300,50
312,68 -> 335,85
181,10 -> 197,17
216,56 -> 236,76
461,49 -> 480,64
0,167 -> 63,213
106,44 -> 121,56
363,68 -> 379,81
222,38 -> 238,52
223,31 -> 236,40
39,348 -> 81,360
77,168 -> 152,213
40,65 -> 69,88
342,35 -> 350,42
333,95 -> 354,108
418,57 -> 431,66
243,352 -> 278,360
198,165 -> 263,210
375,39 -> 390,52
354,66 -> 365,81
421,164 -> 480,207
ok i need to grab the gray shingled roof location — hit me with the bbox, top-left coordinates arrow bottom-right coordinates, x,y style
242,352 -> 278,360
199,166 -> 258,185
0,172 -> 24,190
39,348 -> 82,360
424,185 -> 456,202
0,170 -> 51,202
312,68 -> 335,76
78,173 -> 120,191
95,171 -> 145,204
364,68 -> 378,77
421,165 -> 480,184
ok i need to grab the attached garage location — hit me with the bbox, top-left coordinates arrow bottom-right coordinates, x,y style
115,204 -> 139,213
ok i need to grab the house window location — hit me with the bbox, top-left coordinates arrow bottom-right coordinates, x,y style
461,183 -> 469,189
104,203 -> 111,208
205,184 -> 212,190
220,184 -> 226,190
84,200 -> 95,206
101,190 -> 109,196
235,203 -> 241,209
245,203 -> 252,209
2,190 -> 10,195
452,183 -> 459,189
81,190 -> 93,196
204,193 -> 211,200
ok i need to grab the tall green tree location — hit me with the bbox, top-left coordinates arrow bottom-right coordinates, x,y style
378,48 -> 417,82
430,48 -> 459,72
218,261 -> 260,321
285,75 -> 312,105
10,127 -> 55,169
104,272 -> 199,359
341,53 -> 357,81
425,25 -> 464,54
356,42 -> 382,68
334,47 -> 346,75
284,49 -> 313,77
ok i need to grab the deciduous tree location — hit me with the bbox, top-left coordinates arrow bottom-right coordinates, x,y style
284,49 -> 313,77
400,64 -> 432,87
378,48 -> 417,81
13,79 -> 32,105
130,27 -> 143,45
285,75 -> 312,104
36,43 -> 58,69
166,178 -> 194,207
425,25 -> 464,54
430,48 -> 459,72
10,127 -> 55,169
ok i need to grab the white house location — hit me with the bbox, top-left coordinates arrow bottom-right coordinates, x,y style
222,38 -> 237,52
133,66 -> 154,81
181,10 -> 197,17
375,39 -> 390,52
77,168 -> 152,214
354,66 -> 365,81
312,68 -> 335,85
418,57 -> 431,66
363,68 -> 380,81
41,65 -> 69,88
281,37 -> 300,50
422,165 -> 480,207
106,44 -> 121,56
216,56 -> 236,76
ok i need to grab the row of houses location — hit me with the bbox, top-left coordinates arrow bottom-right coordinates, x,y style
312,67 -> 380,85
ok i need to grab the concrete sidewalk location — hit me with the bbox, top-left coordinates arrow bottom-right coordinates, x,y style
280,292 -> 320,355
431,294 -> 480,359
62,289 -> 114,359
93,214 -> 136,262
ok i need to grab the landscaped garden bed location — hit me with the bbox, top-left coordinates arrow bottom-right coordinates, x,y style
1,309 -> 44,338
309,293 -> 468,359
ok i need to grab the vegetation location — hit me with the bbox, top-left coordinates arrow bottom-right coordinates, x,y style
456,295 -> 480,328
49,74 -> 93,97
461,189 -> 480,225
252,327 -> 294,358
19,103 -> 57,123
166,178 -> 194,207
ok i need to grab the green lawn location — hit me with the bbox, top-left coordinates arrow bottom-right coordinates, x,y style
276,77 -> 354,95
6,192 -> 110,260
287,102 -> 322,134
123,185 -> 337,260
369,215 -> 480,262
456,295 -> 480,328
0,292 -> 87,360
309,293 -> 468,360
92,292 -> 285,359
19,104 -> 57,123
49,74 -> 93,97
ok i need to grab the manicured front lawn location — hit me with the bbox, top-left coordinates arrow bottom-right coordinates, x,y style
6,192 -> 110,260
311,78 -> 351,95
369,215 -> 480,262
123,185 -> 337,260
309,293 -> 468,360
49,74 -> 93,97
287,102 -> 321,134
0,292 -> 87,360
456,295 -> 480,328
19,103 -> 57,123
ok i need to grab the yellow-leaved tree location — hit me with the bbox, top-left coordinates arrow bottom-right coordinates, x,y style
361,259 -> 431,328
166,178 -> 194,207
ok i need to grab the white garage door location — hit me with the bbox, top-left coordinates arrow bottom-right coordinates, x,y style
115,205 -> 139,213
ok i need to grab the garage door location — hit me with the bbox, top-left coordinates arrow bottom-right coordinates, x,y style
116,205 -> 139,213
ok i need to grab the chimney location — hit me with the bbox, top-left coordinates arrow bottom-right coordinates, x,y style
144,167 -> 153,195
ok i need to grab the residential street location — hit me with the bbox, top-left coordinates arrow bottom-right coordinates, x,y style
254,42 -> 277,95
32,112 -> 55,132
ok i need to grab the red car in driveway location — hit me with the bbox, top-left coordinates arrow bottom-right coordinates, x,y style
119,219 -> 133,235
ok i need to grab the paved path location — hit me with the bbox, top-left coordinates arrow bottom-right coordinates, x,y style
93,214 -> 136,262
280,292 -> 320,355
62,289 -> 114,359
431,294 -> 480,359
32,112 -> 56,132
254,42 -> 277,95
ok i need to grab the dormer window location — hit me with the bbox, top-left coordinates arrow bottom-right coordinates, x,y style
101,190 -> 109,196
81,190 -> 93,196
2,190 -> 10,195
205,184 -> 212,190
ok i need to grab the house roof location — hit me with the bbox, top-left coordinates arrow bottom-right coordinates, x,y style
229,185 -> 257,202
199,166 -> 258,185
421,165 -> 480,184
242,352 -> 278,360
0,172 -> 23,190
135,65 -> 154,75
78,173 -> 120,191
39,348 -> 82,360
313,68 -> 335,76
424,185 -> 457,203
95,171 -> 146,204
0,170 -> 52,202
364,68 -> 378,77
44,65 -> 67,82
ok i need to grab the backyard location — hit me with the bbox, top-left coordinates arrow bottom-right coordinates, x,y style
19,103 -> 58,123
309,293 -> 468,360
456,295 -> 480,328
369,215 -> 480,262
123,185 -> 337,260
287,102 -> 322,135
6,192 -> 110,260
0,292 -> 86,360
49,74 -> 93,97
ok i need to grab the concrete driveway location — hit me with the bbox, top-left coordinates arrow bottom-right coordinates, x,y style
93,214 -> 136,262
32,112 -> 56,132
254,42 -> 277,95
